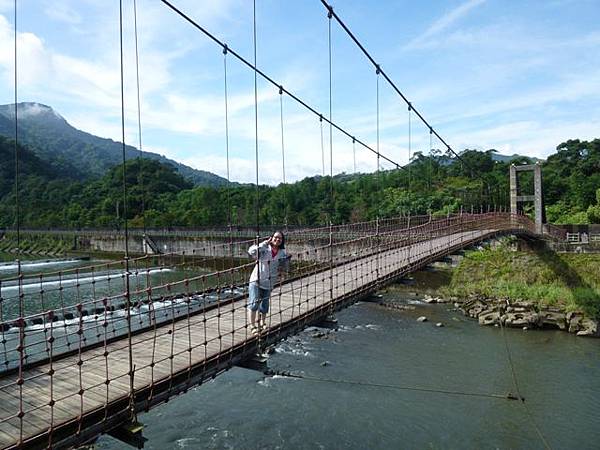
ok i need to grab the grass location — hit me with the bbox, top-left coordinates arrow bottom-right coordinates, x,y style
440,239 -> 600,318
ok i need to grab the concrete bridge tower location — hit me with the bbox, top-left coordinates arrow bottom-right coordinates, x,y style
509,162 -> 544,234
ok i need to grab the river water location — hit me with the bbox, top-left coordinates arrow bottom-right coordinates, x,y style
94,286 -> 598,449
2,256 -> 599,449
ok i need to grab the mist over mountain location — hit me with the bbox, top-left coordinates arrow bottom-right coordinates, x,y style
0,103 -> 229,187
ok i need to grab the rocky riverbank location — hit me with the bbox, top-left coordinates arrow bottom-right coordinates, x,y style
381,235 -> 600,338
417,293 -> 600,337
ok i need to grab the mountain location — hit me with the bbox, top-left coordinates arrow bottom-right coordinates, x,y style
0,135 -> 68,196
0,102 -> 229,187
490,152 -> 543,164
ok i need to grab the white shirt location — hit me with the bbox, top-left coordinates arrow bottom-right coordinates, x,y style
248,241 -> 288,290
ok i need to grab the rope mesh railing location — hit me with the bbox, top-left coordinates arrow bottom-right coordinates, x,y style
0,212 -> 537,448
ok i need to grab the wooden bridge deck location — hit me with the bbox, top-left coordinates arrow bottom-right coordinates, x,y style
0,229 -> 499,449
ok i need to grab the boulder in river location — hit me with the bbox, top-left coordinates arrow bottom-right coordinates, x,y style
423,295 -> 436,304
576,318 -> 599,337
567,312 -> 584,333
478,311 -> 501,326
539,310 -> 567,330
502,312 -> 539,328
416,316 -> 428,322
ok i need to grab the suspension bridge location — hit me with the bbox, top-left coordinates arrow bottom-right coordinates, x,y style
1,1 -> 568,449
0,213 -> 566,449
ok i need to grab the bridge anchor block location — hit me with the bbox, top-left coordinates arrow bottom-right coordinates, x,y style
236,354 -> 269,373
315,316 -> 338,329
107,420 -> 147,449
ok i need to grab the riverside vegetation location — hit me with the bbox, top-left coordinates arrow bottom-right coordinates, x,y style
392,237 -> 600,337
1,115 -> 600,228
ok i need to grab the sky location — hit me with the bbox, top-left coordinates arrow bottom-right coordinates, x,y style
0,0 -> 599,185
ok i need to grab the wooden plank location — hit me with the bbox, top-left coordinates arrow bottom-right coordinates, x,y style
0,416 -> 23,449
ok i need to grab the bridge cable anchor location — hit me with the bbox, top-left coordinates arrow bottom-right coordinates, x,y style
107,420 -> 147,449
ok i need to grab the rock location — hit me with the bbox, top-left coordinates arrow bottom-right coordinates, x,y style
380,302 -> 415,311
417,316 -> 428,322
567,312 -> 584,333
503,312 -> 539,328
435,322 -> 444,327
578,318 -> 599,337
539,310 -> 567,330
512,301 -> 534,309
522,327 -> 528,331
478,311 -> 501,326
320,361 -> 330,367
467,302 -> 487,318
423,296 -> 436,304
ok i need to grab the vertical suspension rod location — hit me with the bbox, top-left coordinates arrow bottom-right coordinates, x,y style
375,67 -> 381,284
253,0 -> 260,245
328,8 -> 334,305
159,0 -> 404,170
12,1 -> 25,443
279,86 -> 288,230
13,0 -> 20,254
133,0 -> 147,235
320,0 -> 481,177
223,46 -> 234,263
119,0 -> 135,419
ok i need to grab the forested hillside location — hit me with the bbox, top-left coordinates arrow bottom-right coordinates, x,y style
0,103 -> 230,187
0,135 -> 598,228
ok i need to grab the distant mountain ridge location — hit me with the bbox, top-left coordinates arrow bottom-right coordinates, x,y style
0,102 -> 229,187
490,152 -> 543,164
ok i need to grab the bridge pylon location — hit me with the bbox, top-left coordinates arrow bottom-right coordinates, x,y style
510,163 -> 545,234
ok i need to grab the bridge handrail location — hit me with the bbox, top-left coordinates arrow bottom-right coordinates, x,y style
0,211 -> 544,450
0,212 -> 537,369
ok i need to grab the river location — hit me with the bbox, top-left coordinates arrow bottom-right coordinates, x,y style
1,255 -> 598,449
93,284 -> 598,449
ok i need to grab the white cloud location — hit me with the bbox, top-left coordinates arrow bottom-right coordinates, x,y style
451,118 -> 600,159
404,0 -> 487,50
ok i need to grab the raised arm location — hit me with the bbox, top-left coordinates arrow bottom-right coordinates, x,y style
248,239 -> 270,257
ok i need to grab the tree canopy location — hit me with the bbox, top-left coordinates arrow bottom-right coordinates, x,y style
0,136 -> 599,228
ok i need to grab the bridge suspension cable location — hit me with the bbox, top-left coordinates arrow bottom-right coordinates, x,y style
264,369 -> 525,402
320,0 -> 501,209
118,0 -> 135,423
320,1 -> 471,172
159,0 -> 404,172
499,321 -> 553,449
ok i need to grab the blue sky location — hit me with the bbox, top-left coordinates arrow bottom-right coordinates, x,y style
1,0 -> 599,184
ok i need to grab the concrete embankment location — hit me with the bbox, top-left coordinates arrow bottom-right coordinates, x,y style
0,229 -> 365,263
